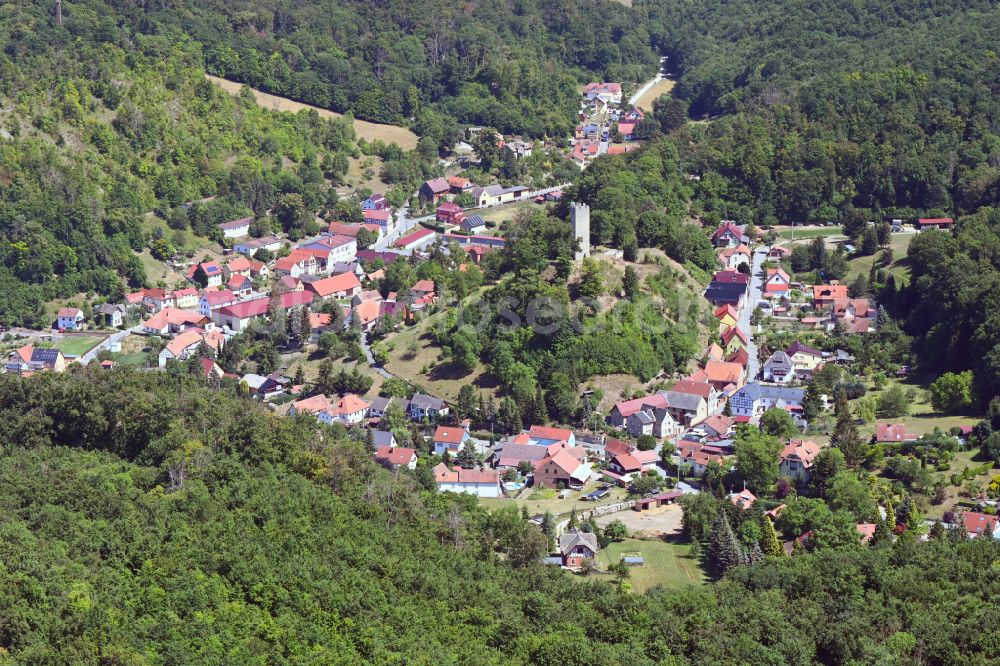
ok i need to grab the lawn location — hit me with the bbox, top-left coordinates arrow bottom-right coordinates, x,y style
595,538 -> 706,592
846,232 -> 914,282
776,226 -> 845,241
633,78 -> 675,112
108,351 -> 149,366
55,335 -> 107,357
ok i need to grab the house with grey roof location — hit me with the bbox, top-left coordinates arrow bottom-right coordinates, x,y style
762,350 -> 794,384
460,215 -> 487,233
96,303 -> 126,328
407,393 -> 448,422
372,430 -> 397,448
368,396 -> 393,418
663,390 -> 709,427
557,529 -> 599,569
729,382 -> 806,419
625,406 -> 680,439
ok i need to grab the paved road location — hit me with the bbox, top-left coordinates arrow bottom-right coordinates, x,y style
740,246 -> 768,381
359,330 -> 395,380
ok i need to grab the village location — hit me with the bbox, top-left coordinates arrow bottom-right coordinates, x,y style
2,80 -> 998,586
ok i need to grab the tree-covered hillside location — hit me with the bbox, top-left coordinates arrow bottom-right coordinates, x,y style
0,4 -> 357,326
648,0 -> 1000,224
0,368 -> 998,664
123,0 -> 662,138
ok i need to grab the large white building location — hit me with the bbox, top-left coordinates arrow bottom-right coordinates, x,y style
433,463 -> 502,498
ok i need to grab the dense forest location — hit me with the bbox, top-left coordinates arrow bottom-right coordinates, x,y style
648,0 -> 1000,224
0,367 -> 998,664
154,0 -> 662,138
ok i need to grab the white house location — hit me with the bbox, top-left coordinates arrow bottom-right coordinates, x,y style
234,235 -> 282,256
433,424 -> 471,456
728,382 -> 805,418
762,350 -> 794,384
433,463 -> 502,498
218,216 -> 252,239
57,307 -> 84,330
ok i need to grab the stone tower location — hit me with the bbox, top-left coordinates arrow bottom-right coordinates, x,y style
571,202 -> 591,261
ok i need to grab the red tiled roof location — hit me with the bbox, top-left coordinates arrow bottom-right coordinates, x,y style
670,379 -> 714,399
875,423 -> 916,443
394,227 -> 435,248
529,425 -> 573,441
961,512 -> 999,536
433,463 -> 499,484
780,439 -> 820,467
434,425 -> 467,445
306,273 -> 361,298
376,446 -> 416,466
918,218 -> 953,225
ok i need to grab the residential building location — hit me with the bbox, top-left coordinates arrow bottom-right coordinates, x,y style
274,250 -> 318,278
433,463 -> 502,498
718,244 -> 752,271
433,424 -> 471,456
714,303 -> 738,328
305,273 -> 362,300
407,393 -> 448,421
234,235 -> 282,256
57,307 -> 84,330
419,178 -> 451,204
678,441 -> 725,475
607,449 -> 660,478
583,82 -> 622,105
961,512 -> 1000,539
786,341 -> 825,374
813,284 -> 848,308
368,396 -> 394,419
662,390 -> 709,427
875,423 -> 917,443
721,326 -> 748,356
711,221 -> 750,248
289,393 -> 369,425
361,193 -> 387,210
212,291 -> 313,333
142,308 -> 209,336
608,392 -> 668,428
763,350 -> 794,383
198,290 -> 238,317
528,425 -> 575,447
534,448 -> 592,489
435,202 -> 465,225
670,379 -> 723,415
96,303 -> 125,328
625,405 -> 680,439
227,274 -> 253,299
557,529 -> 599,569
217,216 -> 251,239
6,346 -> 66,374
362,209 -> 392,230
447,176 -> 474,194
780,439 -> 820,484
729,489 -> 757,509
172,287 -> 199,309
158,328 -> 225,367
193,262 -> 224,288
375,446 -> 417,471
729,382 -> 806,419
764,267 -> 791,297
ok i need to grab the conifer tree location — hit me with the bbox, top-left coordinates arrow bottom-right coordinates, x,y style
708,512 -> 747,576
760,516 -> 784,557
831,389 -> 865,466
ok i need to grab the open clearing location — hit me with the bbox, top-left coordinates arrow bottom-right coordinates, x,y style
479,484 -> 629,517
633,78 -> 675,112
595,504 -> 684,537
55,335 -> 106,357
206,75 -> 419,150
846,232 -> 914,282
595,538 -> 706,592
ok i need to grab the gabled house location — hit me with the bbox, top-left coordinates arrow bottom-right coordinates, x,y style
419,178 -> 451,204
696,360 -> 745,393
407,393 -> 448,422
436,202 -> 465,225
433,464 -> 502,497
193,262 -> 224,288
608,392 -> 668,428
729,382 -> 806,419
142,308 -> 210,336
714,304 -> 739,329
662,390 -> 709,428
376,446 -> 417,471
394,227 -> 436,251
534,448 -> 592,489
557,529 -> 599,569
362,209 -> 392,230
763,350 -> 794,384
625,406 -> 680,439
705,271 -> 750,307
57,307 -> 85,330
671,378 -> 722,414
961,512 -> 1000,539
96,303 -> 125,328
158,328 -> 225,367
718,244 -> 752,271
234,235 -> 282,257
227,274 -> 253,299
218,216 -> 251,239
813,284 -> 848,308
875,423 -> 917,444
528,425 -> 576,447
433,424 -> 471,456
729,489 -> 757,509
678,441 -> 725,475
721,326 -> 748,356
780,439 -> 820,484
142,288 -> 174,313
786,341 -> 825,375
274,250 -> 318,278
198,290 -> 239,317
241,372 -> 291,399
607,449 -> 660,478
6,345 -> 66,374
460,215 -> 487,234
289,393 -> 369,425
447,176 -> 474,194
361,192 -> 387,210
305,273 -> 362,300
172,287 -> 200,309
711,221 -> 750,248
583,82 -> 622,105
764,268 -> 791,297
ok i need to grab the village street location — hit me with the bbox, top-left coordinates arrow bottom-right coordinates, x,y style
740,246 -> 768,382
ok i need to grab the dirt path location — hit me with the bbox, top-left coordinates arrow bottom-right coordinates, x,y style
205,75 -> 419,150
